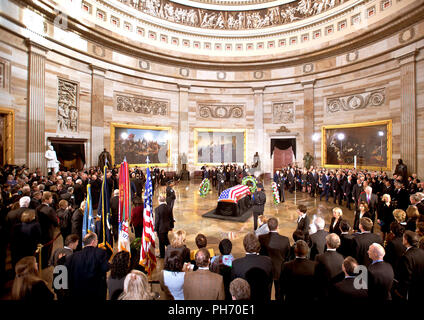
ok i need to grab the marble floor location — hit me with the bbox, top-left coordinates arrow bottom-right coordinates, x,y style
2,178 -> 378,300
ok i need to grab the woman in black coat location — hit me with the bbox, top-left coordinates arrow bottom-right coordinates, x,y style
384,222 -> 406,271
405,205 -> 419,232
11,210 -> 42,269
353,202 -> 372,232
377,194 -> 395,241
329,207 -> 344,236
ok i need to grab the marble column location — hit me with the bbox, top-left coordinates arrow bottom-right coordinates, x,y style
26,40 -> 48,173
398,50 -> 417,175
253,87 -> 265,173
178,84 -> 190,172
301,80 -> 315,163
90,65 -> 106,167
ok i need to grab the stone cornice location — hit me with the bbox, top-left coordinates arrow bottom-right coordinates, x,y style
25,38 -> 49,55
396,49 -> 418,65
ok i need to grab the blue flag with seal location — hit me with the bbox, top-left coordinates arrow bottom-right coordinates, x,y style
82,183 -> 94,239
96,165 -> 113,256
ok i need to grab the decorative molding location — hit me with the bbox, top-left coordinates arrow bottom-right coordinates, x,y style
115,93 -> 169,116
275,126 -> 291,133
346,50 -> 359,62
326,89 -> 386,113
197,103 -> 245,119
217,71 -> 226,80
273,102 -> 295,124
139,59 -> 150,70
303,63 -> 314,73
57,78 -> 79,133
0,58 -> 10,92
399,27 -> 415,44
180,67 -> 190,77
253,71 -> 264,79
93,44 -> 106,57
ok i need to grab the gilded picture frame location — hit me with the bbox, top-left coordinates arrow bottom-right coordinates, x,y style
321,120 -> 392,171
194,128 -> 247,166
110,123 -> 171,167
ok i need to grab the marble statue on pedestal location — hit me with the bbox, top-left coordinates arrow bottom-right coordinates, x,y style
45,145 -> 60,174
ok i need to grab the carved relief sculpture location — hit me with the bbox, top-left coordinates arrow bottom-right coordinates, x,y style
116,93 -> 169,116
197,104 -> 244,119
326,89 -> 385,113
57,79 -> 78,132
118,0 -> 342,30
273,102 -> 295,124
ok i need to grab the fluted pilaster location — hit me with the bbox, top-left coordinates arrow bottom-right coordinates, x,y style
253,87 -> 264,172
301,79 -> 315,158
398,50 -> 417,175
90,65 -> 106,167
26,40 -> 48,173
178,84 -> 190,171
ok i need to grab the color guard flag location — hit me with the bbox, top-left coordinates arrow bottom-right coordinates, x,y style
97,165 -> 113,254
118,159 -> 131,253
140,166 -> 156,275
82,184 -> 94,239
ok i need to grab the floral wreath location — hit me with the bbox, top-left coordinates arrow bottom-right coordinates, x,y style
199,178 -> 211,197
242,176 -> 257,193
271,182 -> 280,204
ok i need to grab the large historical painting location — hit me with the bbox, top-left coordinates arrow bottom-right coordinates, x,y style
321,120 -> 392,170
111,123 -> 171,166
194,129 -> 246,165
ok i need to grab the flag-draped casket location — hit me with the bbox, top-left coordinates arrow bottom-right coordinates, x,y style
215,185 -> 252,217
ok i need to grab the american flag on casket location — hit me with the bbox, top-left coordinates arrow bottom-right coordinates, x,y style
218,185 -> 251,203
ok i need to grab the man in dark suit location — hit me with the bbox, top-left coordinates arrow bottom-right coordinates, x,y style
6,196 -> 31,235
352,217 -> 383,267
309,216 -> 329,260
359,186 -> 378,222
343,175 -> 354,210
90,174 -> 102,210
154,194 -> 174,258
395,230 -> 424,301
367,243 -> 394,301
258,217 -> 290,301
320,171 -> 330,202
392,181 -> 410,211
352,178 -> 363,211
109,189 -> 120,243
36,191 -> 58,269
296,204 -> 309,237
252,184 -> 266,230
231,232 -> 273,301
73,179 -> 84,209
330,256 -> 368,300
165,180 -> 176,215
279,240 -> 317,302
314,233 -> 345,299
333,174 -> 344,205
337,220 -> 354,258
65,232 -> 110,300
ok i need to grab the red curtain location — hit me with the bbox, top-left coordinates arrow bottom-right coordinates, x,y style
273,146 -> 294,171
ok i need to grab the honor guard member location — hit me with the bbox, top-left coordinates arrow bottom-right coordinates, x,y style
252,183 -> 266,230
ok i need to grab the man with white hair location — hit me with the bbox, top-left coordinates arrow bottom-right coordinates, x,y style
412,192 -> 424,215
73,179 -> 84,208
359,186 -> 378,222
367,243 -> 394,301
309,216 -> 329,260
6,196 -> 31,231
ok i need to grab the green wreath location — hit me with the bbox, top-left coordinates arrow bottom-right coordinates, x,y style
199,178 -> 211,197
242,176 -> 257,193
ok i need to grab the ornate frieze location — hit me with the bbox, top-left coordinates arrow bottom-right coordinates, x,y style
115,93 -> 169,116
57,79 -> 79,132
326,89 -> 386,113
272,102 -> 295,124
197,104 -> 244,119
117,0 -> 342,30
